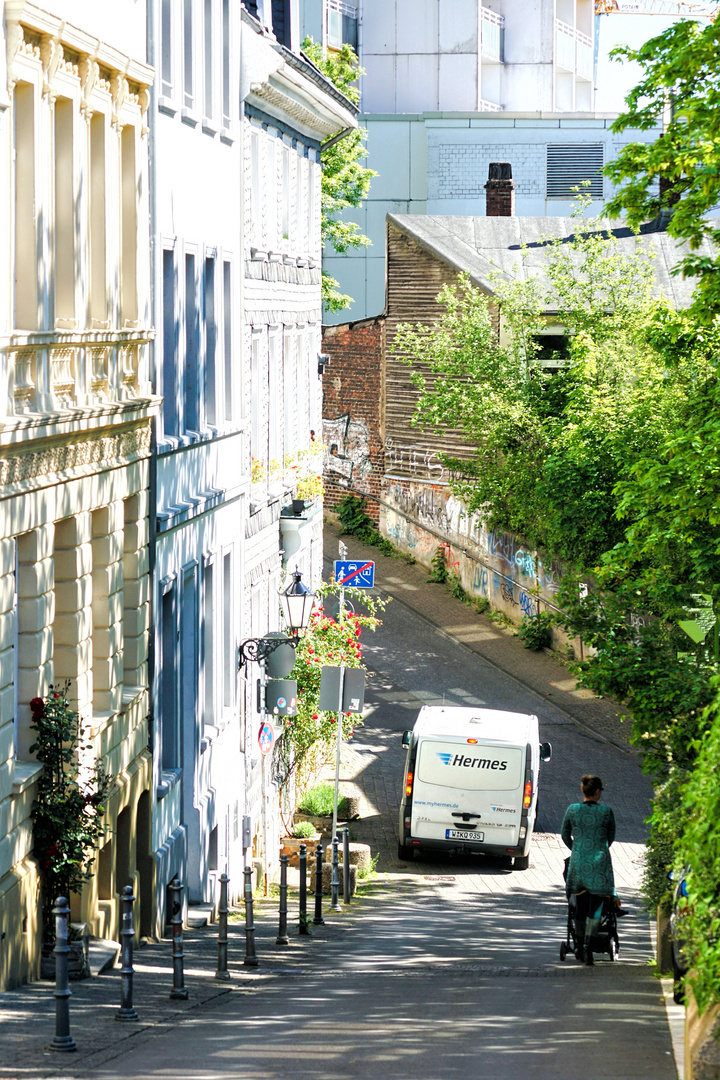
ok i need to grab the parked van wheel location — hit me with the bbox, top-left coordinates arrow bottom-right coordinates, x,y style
397,842 -> 413,861
514,854 -> 530,870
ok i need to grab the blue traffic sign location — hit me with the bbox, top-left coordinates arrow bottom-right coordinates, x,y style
334,560 -> 375,588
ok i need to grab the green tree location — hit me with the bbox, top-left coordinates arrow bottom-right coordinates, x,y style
392,212 -> 690,568
302,39 -> 376,313
605,16 -> 720,321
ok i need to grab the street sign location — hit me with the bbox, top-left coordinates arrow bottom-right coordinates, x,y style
318,667 -> 366,713
258,722 -> 274,755
334,560 -> 375,588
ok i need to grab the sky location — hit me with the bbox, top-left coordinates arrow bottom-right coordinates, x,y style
595,13 -> 689,112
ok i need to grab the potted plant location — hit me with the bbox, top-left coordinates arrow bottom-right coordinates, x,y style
30,685 -> 114,978
280,820 -> 322,865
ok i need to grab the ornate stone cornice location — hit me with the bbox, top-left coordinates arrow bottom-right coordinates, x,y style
0,422 -> 152,492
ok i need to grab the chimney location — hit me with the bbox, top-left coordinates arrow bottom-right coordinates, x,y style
485,162 -> 515,217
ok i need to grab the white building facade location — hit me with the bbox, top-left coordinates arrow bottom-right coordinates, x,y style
307,0 -> 661,323
0,0 -> 158,989
149,0 -> 355,927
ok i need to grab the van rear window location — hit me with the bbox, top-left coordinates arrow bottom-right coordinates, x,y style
417,742 -> 523,791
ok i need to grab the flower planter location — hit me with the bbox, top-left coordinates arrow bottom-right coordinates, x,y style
281,832 -> 322,866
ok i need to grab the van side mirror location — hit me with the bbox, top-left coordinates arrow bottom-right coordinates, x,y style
540,742 -> 552,762
401,730 -> 412,748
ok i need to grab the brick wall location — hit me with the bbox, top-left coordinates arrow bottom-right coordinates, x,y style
321,317 -> 385,525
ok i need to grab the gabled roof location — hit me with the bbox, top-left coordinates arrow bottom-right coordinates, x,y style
387,214 -> 718,310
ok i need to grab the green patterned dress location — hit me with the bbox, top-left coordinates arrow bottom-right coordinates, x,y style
561,801 -> 616,897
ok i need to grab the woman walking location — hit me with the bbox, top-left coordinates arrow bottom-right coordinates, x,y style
561,774 -> 620,965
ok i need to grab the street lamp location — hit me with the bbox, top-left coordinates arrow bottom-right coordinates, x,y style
237,570 -> 315,671
279,568 -> 315,634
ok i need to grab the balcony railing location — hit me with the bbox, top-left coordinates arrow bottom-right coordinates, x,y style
1,330 -> 153,418
478,98 -> 503,112
327,0 -> 358,50
555,19 -> 593,80
480,7 -> 505,64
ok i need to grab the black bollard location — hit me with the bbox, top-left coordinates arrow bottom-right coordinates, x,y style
343,827 -> 351,904
215,873 -> 230,981
276,854 -> 289,945
50,897 -> 77,1052
243,866 -> 259,967
313,842 -> 324,925
298,843 -> 309,936
116,885 -> 138,1021
331,836 -> 342,912
169,879 -> 188,1000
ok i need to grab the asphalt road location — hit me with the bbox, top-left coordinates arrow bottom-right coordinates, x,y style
78,579 -> 675,1080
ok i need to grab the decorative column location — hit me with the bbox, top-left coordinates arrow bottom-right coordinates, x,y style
16,525 -> 55,759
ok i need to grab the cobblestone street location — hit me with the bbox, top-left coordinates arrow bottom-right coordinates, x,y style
0,525 -> 680,1080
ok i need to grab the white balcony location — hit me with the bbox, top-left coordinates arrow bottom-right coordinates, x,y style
481,7 -> 505,64
1,330 -> 153,418
555,20 -> 593,81
479,98 -> 504,112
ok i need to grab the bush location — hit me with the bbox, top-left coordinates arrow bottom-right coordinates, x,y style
292,820 -> 317,839
427,545 -> 448,584
517,610 -> 554,651
475,597 -> 490,614
298,782 -> 350,818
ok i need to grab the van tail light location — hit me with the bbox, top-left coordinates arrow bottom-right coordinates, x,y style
405,771 -> 413,799
523,780 -> 532,809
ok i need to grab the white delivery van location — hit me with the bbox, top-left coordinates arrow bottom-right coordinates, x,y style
397,705 -> 552,870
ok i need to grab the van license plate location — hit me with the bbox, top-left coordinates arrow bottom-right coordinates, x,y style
446,829 -> 484,842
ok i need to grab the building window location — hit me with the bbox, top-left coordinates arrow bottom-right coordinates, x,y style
89,113 -> 107,324
327,0 -> 357,51
281,145 -> 290,245
283,330 -> 295,455
162,249 -> 178,436
181,567 -> 198,755
185,253 -> 199,432
14,82 -> 37,331
546,144 -> 604,199
204,0 -> 213,119
250,130 -> 261,244
183,0 -> 194,110
222,551 -> 233,712
54,98 -> 75,326
268,332 -> 281,470
202,561 -> 215,729
161,584 -> 178,770
251,332 -> 264,474
204,256 -> 217,427
161,0 -> 173,96
223,260 -> 233,421
222,0 -> 231,126
120,127 -> 138,323
266,137 -> 277,250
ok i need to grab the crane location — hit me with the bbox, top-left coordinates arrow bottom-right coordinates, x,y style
595,1 -> 717,15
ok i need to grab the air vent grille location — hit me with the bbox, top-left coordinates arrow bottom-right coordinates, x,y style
546,144 -> 604,199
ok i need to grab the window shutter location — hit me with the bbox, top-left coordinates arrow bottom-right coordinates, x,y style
546,144 -> 604,199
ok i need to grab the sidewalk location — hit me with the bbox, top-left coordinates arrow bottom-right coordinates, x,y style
323,520 -> 635,755
0,892 -> 361,1079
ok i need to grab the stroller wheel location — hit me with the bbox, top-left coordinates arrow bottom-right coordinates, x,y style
560,941 -> 567,962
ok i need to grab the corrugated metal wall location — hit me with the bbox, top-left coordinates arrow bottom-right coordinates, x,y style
384,223 -> 483,483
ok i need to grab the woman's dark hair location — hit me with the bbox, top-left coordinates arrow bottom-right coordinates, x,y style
581,774 -> 603,797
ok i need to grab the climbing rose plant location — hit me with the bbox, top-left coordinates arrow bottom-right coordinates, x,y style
273,586 -> 386,825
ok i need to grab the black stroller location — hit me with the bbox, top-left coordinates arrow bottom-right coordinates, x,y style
559,891 -> 619,962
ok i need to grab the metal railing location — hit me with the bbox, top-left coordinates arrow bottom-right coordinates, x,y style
555,19 -> 593,80
480,7 -> 505,63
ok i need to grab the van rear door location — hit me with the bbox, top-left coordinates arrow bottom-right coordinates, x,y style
411,738 -> 525,847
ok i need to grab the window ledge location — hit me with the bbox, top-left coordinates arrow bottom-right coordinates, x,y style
181,107 -> 200,127
220,126 -> 234,144
158,95 -> 178,116
156,768 -> 182,801
202,117 -> 218,136
12,761 -> 43,796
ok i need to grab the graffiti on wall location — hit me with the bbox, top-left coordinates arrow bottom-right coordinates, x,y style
323,414 -> 373,493
385,439 -> 445,481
